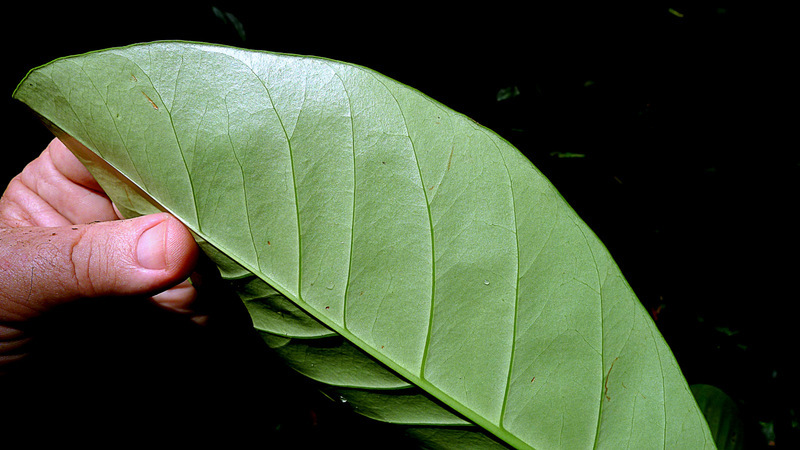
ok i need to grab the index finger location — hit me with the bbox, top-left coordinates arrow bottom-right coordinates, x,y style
12,138 -> 118,226
47,138 -> 103,193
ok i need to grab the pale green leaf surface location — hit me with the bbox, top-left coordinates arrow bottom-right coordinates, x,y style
335,388 -> 470,425
13,41 -> 714,449
237,277 -> 337,339
263,334 -> 412,390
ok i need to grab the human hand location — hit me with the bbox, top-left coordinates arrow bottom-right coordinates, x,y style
0,138 -> 200,374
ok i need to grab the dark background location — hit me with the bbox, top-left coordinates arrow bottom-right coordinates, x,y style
3,3 -> 797,448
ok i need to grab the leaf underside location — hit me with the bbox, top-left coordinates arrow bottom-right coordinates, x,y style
13,41 -> 714,449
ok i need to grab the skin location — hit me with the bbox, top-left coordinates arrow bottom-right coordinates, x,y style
0,138 -> 201,375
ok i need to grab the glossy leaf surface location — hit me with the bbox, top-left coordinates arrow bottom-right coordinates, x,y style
13,41 -> 714,449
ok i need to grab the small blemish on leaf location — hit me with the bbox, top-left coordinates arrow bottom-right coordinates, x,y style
605,357 -> 620,401
141,91 -> 158,110
447,147 -> 454,171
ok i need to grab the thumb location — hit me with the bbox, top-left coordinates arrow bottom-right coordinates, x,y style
0,213 -> 199,321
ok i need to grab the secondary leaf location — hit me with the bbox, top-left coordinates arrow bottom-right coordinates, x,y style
13,41 -> 714,449
691,384 -> 745,450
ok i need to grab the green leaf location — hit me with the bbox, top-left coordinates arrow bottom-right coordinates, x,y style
691,384 -> 745,450
13,41 -> 714,449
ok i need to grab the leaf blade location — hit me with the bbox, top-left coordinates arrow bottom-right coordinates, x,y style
13,41 -> 715,449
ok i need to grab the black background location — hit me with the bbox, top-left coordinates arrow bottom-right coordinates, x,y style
2,3 -> 797,448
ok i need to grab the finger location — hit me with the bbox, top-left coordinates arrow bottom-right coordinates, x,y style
0,176 -> 73,228
0,213 -> 198,322
47,138 -> 103,192
151,279 -> 208,325
151,278 -> 198,314
15,139 -> 117,225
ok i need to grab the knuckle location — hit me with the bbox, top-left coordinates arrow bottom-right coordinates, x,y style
32,235 -> 84,298
64,226 -> 109,297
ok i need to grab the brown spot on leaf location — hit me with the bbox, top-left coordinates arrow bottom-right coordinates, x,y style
141,91 -> 159,110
